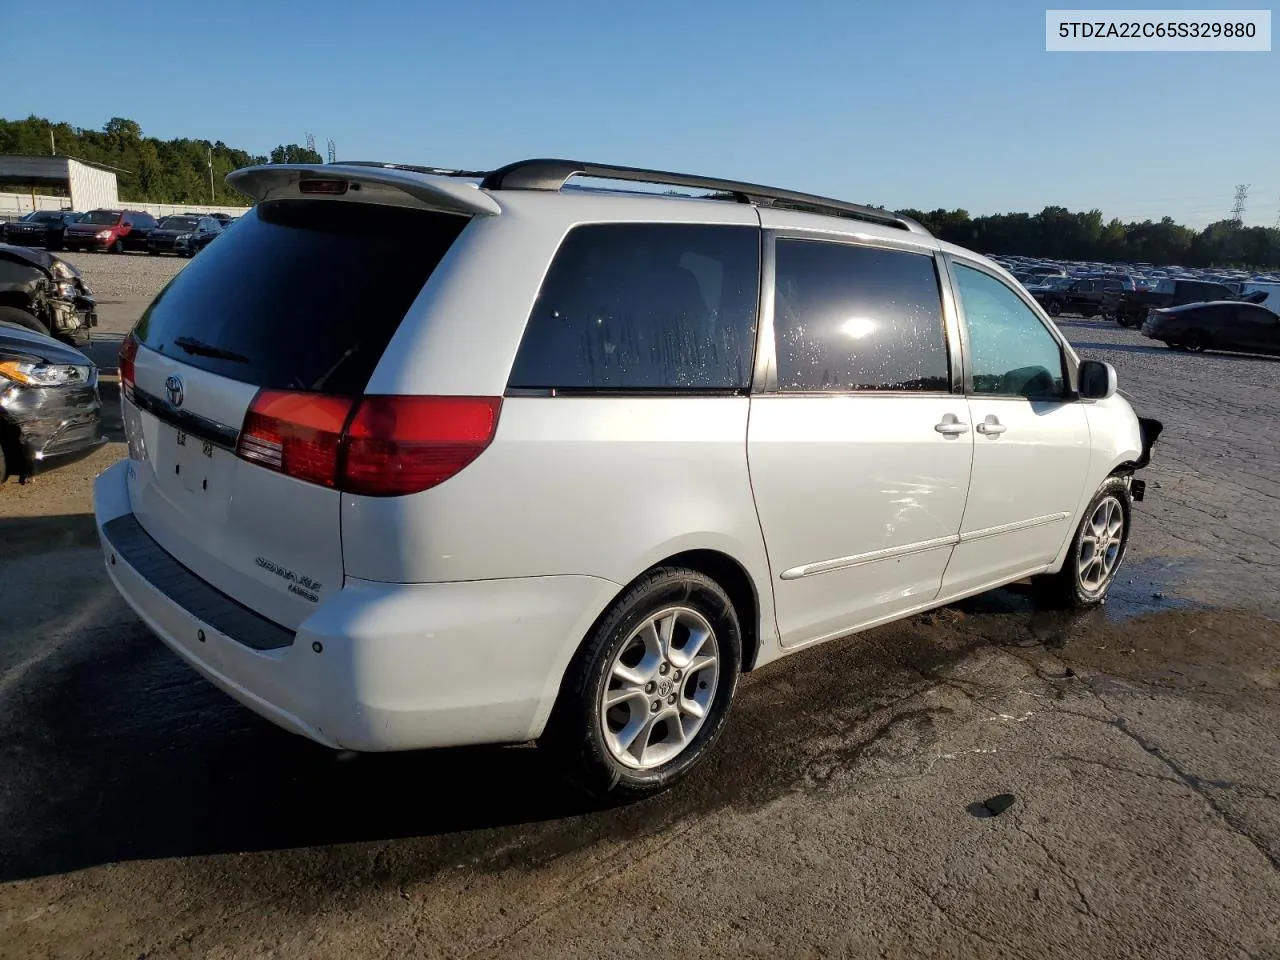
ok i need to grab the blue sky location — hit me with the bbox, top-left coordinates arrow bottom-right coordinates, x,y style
4,0 -> 1277,226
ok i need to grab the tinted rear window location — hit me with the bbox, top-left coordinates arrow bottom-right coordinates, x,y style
133,200 -> 467,393
508,223 -> 760,391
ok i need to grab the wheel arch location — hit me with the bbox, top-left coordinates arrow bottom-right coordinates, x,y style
529,547 -> 771,743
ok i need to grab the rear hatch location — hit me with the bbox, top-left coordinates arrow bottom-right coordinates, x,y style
120,193 -> 471,629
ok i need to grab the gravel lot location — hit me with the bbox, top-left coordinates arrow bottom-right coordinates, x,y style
65,248 -> 185,303
1,254 -> 1278,960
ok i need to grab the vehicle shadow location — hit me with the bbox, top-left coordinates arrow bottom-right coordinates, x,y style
0,554 -> 1050,884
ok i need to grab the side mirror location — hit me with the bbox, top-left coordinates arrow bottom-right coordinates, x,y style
1078,359 -> 1118,400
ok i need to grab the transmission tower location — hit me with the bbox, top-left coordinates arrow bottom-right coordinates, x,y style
305,132 -> 317,155
1230,184 -> 1250,225
327,139 -> 337,164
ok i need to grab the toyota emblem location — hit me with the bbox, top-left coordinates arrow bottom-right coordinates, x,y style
165,374 -> 185,408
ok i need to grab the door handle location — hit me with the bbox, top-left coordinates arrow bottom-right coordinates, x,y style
934,414 -> 969,437
976,415 -> 1007,437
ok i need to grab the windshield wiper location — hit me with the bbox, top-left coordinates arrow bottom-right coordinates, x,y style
172,336 -> 250,363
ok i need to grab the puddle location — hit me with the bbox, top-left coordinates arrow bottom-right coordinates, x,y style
1105,556 -> 1208,622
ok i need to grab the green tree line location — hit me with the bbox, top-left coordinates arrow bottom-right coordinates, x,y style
0,115 -> 323,206
4,115 -> 1278,268
897,204 -> 1280,270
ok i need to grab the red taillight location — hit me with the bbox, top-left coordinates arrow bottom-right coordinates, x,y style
234,392 -> 501,496
236,391 -> 355,487
118,335 -> 139,400
342,396 -> 502,496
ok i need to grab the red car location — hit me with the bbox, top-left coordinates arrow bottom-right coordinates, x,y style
62,209 -> 159,254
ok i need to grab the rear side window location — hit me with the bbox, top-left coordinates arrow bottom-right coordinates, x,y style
507,223 -> 760,391
773,239 -> 950,392
133,200 -> 466,393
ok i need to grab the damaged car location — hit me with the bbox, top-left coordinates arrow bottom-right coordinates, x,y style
0,322 -> 106,484
0,244 -> 98,347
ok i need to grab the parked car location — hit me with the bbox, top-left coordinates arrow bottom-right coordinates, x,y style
0,244 -> 98,345
1114,277 -> 1242,327
96,158 -> 1161,799
1021,265 -> 1068,278
62,209 -> 159,254
1,210 -> 82,250
1030,277 -> 1123,318
1141,300 -> 1280,354
0,321 -> 105,483
148,215 -> 223,257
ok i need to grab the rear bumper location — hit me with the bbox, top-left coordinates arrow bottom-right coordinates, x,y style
93,460 -> 619,752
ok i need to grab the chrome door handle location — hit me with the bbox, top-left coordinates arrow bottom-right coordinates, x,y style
976,416 -> 1007,436
934,414 -> 969,436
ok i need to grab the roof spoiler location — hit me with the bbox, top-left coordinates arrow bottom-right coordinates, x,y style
226,163 -> 501,217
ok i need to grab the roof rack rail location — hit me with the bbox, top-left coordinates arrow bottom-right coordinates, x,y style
479,158 -> 931,236
333,160 -> 489,179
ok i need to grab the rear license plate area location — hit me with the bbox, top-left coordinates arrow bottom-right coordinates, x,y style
156,424 -> 234,519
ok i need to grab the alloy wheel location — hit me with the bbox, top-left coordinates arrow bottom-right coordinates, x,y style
600,606 -> 720,770
1077,495 -> 1125,593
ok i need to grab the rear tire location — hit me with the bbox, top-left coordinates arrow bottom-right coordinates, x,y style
1046,300 -> 1062,317
1037,476 -> 1132,610
540,567 -> 742,801
0,305 -> 51,337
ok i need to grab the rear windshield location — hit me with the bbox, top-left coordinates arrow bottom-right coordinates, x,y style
81,210 -> 122,225
133,200 -> 468,394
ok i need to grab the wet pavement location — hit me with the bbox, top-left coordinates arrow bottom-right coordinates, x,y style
1,306 -> 1279,959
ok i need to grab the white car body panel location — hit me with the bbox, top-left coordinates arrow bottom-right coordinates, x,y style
943,396 -> 1090,594
125,348 -> 341,630
746,395 -> 973,647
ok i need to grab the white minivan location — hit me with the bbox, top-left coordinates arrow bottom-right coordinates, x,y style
95,159 -> 1161,797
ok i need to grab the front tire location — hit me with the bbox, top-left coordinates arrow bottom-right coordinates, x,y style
1038,477 -> 1132,609
110,239 -> 124,254
1046,300 -> 1062,317
540,567 -> 742,800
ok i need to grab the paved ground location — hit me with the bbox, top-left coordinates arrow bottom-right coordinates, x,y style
1,257 -> 1278,959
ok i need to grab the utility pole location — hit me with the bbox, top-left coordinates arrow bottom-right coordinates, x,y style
1230,184 -> 1250,225
208,146 -> 215,203
327,139 -> 336,164
49,127 -> 56,156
